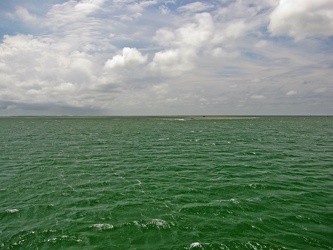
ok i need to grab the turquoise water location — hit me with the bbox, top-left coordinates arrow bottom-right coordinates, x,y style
0,116 -> 332,249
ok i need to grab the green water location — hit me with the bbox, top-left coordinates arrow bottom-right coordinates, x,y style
0,116 -> 332,249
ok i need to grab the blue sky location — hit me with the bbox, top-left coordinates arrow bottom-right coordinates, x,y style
0,0 -> 332,115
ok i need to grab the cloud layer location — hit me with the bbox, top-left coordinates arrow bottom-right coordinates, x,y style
269,0 -> 333,39
0,0 -> 332,115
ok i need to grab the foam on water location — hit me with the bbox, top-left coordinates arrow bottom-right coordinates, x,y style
189,242 -> 202,248
132,219 -> 175,229
149,219 -> 172,229
91,224 -> 114,230
5,209 -> 19,213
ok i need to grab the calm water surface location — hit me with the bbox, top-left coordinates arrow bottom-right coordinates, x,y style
0,116 -> 332,249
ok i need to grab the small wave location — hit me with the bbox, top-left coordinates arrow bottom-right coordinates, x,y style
5,209 -> 19,213
229,198 -> 239,204
43,234 -> 85,246
158,137 -> 169,141
247,183 -> 270,190
90,224 -> 114,230
186,241 -> 287,249
189,242 -> 202,248
4,229 -> 85,249
150,219 -> 171,229
133,219 -> 174,229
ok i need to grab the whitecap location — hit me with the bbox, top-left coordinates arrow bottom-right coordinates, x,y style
43,229 -> 57,233
47,237 -> 58,243
91,223 -> 114,230
158,137 -> 169,141
150,219 -> 170,229
190,242 -> 202,248
229,198 -> 239,204
134,219 -> 174,229
5,209 -> 19,213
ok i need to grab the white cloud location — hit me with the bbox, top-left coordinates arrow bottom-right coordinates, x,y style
159,5 -> 170,15
250,95 -> 266,100
140,1 -> 158,7
212,8 -> 263,44
314,88 -> 327,93
104,47 -> 148,69
0,0 -> 332,115
224,20 -> 248,39
269,0 -> 333,39
45,0 -> 105,29
154,29 -> 176,47
211,47 -> 239,58
154,12 -> 214,48
150,48 -> 196,76
75,0 -> 105,13
0,34 -> 96,107
215,0 -> 277,21
151,12 -> 215,76
111,0 -> 157,21
127,3 -> 143,13
286,90 -> 297,96
177,12 -> 215,48
12,7 -> 37,23
152,83 -> 169,95
177,2 -> 214,13
255,40 -> 268,48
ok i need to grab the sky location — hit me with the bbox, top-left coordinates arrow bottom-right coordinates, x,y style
0,0 -> 332,116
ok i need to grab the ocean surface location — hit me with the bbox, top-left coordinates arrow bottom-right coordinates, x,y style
0,116 -> 332,250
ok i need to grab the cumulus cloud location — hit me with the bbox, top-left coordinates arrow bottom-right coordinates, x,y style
150,48 -> 196,76
0,0 -> 332,115
151,12 -> 215,76
176,12 -> 215,48
0,34 -> 96,107
154,12 -> 214,48
104,47 -> 147,69
269,0 -> 333,39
